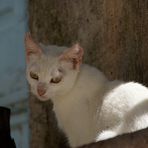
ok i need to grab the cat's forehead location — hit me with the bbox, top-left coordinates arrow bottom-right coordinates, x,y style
29,55 -> 58,72
41,54 -> 57,64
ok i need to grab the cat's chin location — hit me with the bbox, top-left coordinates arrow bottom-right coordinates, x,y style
36,95 -> 50,102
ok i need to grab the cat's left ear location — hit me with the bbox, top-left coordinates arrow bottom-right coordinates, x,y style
25,32 -> 42,62
59,44 -> 84,70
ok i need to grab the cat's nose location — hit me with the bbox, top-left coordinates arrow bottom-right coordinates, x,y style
37,83 -> 47,96
37,88 -> 46,96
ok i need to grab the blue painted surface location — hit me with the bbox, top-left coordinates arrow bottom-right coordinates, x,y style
0,0 -> 29,147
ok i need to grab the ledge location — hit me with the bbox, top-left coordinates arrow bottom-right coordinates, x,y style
78,127 -> 148,148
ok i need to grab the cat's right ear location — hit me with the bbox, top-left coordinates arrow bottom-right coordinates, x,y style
59,44 -> 84,70
25,32 -> 42,62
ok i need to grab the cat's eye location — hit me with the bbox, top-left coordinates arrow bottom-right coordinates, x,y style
50,77 -> 62,84
58,68 -> 63,73
30,72 -> 39,80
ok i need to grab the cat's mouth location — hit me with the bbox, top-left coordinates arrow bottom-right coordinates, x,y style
37,94 -> 50,101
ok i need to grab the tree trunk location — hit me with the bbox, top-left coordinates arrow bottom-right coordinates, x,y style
28,0 -> 148,147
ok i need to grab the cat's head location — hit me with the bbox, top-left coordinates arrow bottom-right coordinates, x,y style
25,33 -> 84,101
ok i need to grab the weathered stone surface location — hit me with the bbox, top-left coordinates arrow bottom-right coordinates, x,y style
29,0 -> 148,147
29,94 -> 69,148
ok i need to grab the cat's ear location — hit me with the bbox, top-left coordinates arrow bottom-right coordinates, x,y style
25,32 -> 42,62
59,44 -> 84,70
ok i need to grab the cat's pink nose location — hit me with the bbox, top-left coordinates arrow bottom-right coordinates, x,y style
37,88 -> 46,96
37,82 -> 47,96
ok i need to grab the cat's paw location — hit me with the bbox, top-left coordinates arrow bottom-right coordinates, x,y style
96,130 -> 117,141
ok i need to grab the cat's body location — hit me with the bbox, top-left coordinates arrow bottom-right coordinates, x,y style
52,64 -> 108,146
52,65 -> 148,147
25,33 -> 148,147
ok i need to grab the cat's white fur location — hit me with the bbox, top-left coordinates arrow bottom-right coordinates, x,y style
25,34 -> 148,147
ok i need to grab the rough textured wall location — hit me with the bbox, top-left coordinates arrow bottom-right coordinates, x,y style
29,94 -> 69,148
29,0 -> 148,147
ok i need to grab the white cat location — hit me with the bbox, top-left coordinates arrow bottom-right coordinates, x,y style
25,33 -> 148,147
